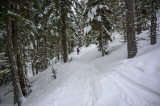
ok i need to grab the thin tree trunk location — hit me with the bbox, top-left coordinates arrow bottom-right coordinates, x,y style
35,38 -> 39,74
24,63 -> 27,76
125,0 -> 137,58
17,52 -> 28,97
57,49 -> 60,61
78,30 -> 82,47
61,0 -> 68,63
6,1 -> 22,105
44,37 -> 48,69
36,62 -> 39,74
151,0 -> 157,45
32,62 -> 35,76
99,22 -> 104,56
57,41 -> 60,61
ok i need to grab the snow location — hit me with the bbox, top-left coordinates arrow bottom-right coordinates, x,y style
97,16 -> 101,21
84,25 -> 92,35
37,24 -> 42,29
20,30 -> 160,106
91,6 -> 97,16
87,4 -> 109,22
83,0 -> 88,4
87,11 -> 94,22
67,13 -> 71,18
1,10 -> 160,106
98,4 -> 109,10
1,29 -> 160,106
38,14 -> 43,17
87,6 -> 98,22
0,85 -> 13,106
7,10 -> 19,16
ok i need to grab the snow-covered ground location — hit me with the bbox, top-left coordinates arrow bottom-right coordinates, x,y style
1,33 -> 160,106
20,29 -> 160,106
20,35 -> 160,106
1,10 -> 160,106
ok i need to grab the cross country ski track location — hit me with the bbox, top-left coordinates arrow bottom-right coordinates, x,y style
23,44 -> 160,106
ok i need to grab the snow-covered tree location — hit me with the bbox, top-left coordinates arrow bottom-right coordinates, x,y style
84,0 -> 112,56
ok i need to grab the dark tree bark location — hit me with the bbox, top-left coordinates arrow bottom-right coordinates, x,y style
56,41 -> 60,61
17,51 -> 28,97
44,38 -> 48,69
36,62 -> 39,74
61,0 -> 68,63
57,49 -> 60,61
12,21 -> 29,97
151,0 -> 157,45
125,0 -> 137,58
12,0 -> 31,97
99,22 -> 104,56
6,1 -> 22,106
32,62 -> 35,76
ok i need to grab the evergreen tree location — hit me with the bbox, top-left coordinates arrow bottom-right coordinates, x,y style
75,1 -> 86,47
52,0 -> 80,62
84,0 -> 112,56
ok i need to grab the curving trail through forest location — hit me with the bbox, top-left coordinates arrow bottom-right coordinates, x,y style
23,43 -> 160,106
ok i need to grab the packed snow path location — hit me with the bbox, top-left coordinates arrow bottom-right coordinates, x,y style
23,43 -> 160,106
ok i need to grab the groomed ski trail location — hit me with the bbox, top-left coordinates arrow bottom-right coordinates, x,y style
23,44 -> 160,106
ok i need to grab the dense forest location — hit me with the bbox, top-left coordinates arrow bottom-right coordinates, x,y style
0,0 -> 160,106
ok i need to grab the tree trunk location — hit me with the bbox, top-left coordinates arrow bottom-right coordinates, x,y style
151,0 -> 157,45
17,52 -> 28,97
44,37 -> 48,69
78,30 -> 82,47
32,62 -> 35,76
36,62 -> 39,74
99,22 -> 104,56
57,41 -> 60,61
12,1 -> 31,97
68,41 -> 71,54
6,1 -> 22,105
12,21 -> 30,97
61,0 -> 68,63
125,0 -> 137,58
